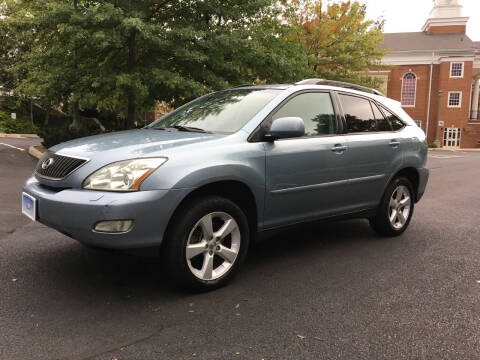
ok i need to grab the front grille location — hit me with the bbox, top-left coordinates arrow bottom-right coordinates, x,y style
35,151 -> 88,180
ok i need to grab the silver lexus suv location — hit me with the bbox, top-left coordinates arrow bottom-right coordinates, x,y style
23,79 -> 429,291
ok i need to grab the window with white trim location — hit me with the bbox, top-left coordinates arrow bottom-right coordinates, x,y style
401,72 -> 416,107
448,91 -> 462,108
450,62 -> 464,78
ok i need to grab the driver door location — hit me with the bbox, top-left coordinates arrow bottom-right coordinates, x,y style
263,92 -> 353,229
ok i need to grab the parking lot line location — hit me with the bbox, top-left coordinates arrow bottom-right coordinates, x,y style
0,142 -> 25,152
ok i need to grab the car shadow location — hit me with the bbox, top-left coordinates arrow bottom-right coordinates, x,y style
27,218 -> 380,298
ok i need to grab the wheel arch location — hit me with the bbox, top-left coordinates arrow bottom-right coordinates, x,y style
164,180 -> 259,242
391,167 -> 420,202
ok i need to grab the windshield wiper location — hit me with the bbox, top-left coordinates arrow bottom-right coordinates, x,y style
172,125 -> 210,133
146,125 -> 210,133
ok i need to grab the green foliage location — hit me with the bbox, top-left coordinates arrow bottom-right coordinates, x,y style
0,113 -> 38,134
428,143 -> 438,148
2,0 -> 308,129
1,0 -> 388,135
37,122 -> 102,148
290,0 -> 387,90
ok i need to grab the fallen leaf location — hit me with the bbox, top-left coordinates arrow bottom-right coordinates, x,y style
11,278 -> 17,282
243,299 -> 248,302
235,352 -> 240,355
235,313 -> 241,316
314,336 -> 325,341
476,280 -> 480,284
235,303 -> 240,309
192,353 -> 197,357
189,303 -> 194,307
119,347 -> 125,351
188,310 -> 194,313
297,335 -> 305,339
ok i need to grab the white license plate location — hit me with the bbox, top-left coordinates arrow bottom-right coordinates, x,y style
22,192 -> 37,221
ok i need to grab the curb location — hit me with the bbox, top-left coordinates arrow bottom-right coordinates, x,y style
28,145 -> 45,159
0,133 -> 39,139
428,148 -> 480,152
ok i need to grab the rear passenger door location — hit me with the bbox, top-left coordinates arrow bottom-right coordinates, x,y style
338,93 -> 404,210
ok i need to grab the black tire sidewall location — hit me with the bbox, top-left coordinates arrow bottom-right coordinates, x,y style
163,196 -> 250,291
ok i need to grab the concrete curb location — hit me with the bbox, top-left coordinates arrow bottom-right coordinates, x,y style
0,133 -> 39,139
429,148 -> 480,152
28,145 -> 45,159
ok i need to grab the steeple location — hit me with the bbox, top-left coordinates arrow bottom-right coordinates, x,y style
422,0 -> 469,34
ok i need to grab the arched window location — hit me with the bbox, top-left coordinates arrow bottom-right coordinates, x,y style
401,72 -> 417,107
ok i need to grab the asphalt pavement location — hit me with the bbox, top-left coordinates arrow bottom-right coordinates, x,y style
1,137 -> 479,360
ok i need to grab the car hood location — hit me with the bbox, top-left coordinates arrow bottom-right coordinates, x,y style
50,129 -> 224,159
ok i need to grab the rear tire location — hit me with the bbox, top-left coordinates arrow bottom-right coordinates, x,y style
161,195 -> 250,292
369,177 -> 414,237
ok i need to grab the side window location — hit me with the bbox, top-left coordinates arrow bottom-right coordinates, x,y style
371,102 -> 392,131
339,94 -> 376,133
380,106 -> 405,131
272,92 -> 335,136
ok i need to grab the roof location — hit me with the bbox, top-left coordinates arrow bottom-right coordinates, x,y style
381,32 -> 474,52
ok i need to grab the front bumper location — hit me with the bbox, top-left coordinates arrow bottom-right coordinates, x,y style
23,177 -> 191,249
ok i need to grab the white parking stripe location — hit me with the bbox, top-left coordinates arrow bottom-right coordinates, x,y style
0,142 -> 25,152
429,154 -> 465,159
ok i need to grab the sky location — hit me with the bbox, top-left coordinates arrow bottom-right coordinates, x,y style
362,0 -> 480,40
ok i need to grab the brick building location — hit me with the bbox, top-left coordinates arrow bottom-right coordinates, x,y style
371,0 -> 480,148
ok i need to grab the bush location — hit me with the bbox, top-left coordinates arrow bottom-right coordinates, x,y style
37,122 -> 102,148
0,111 -> 38,134
428,143 -> 438,148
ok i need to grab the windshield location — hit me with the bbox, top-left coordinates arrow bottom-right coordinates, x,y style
149,89 -> 281,134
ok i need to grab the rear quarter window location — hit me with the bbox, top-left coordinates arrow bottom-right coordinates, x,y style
379,105 -> 406,131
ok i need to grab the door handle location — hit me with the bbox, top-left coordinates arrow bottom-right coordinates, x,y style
331,144 -> 348,153
389,140 -> 400,148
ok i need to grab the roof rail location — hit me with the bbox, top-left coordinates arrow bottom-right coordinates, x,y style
295,78 -> 384,96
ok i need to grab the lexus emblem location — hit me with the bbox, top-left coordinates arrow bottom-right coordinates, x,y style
41,157 -> 54,170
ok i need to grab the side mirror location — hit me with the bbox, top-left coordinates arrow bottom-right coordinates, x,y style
265,117 -> 305,141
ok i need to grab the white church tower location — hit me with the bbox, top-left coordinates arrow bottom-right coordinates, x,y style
422,0 -> 469,34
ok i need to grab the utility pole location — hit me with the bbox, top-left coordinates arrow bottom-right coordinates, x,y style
434,90 -> 442,147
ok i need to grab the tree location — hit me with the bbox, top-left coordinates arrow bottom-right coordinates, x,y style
3,0 -> 308,129
290,0 -> 387,89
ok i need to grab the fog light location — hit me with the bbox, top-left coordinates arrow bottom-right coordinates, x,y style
94,220 -> 133,233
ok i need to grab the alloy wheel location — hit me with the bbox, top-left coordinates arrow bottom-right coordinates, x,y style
388,185 -> 411,230
185,212 -> 241,281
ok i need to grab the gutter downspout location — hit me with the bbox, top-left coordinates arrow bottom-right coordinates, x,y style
425,52 -> 434,141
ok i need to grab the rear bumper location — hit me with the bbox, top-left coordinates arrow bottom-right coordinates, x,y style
416,167 -> 429,202
23,177 -> 191,249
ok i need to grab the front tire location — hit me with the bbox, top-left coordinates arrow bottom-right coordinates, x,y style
369,177 -> 414,237
162,196 -> 250,292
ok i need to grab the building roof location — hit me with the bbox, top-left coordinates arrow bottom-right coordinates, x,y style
381,32 -> 474,52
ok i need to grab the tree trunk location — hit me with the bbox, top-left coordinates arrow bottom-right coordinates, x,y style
44,109 -> 50,125
126,31 -> 136,129
70,0 -> 82,131
70,101 -> 82,130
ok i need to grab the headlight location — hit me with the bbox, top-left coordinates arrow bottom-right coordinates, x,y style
83,158 -> 167,191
